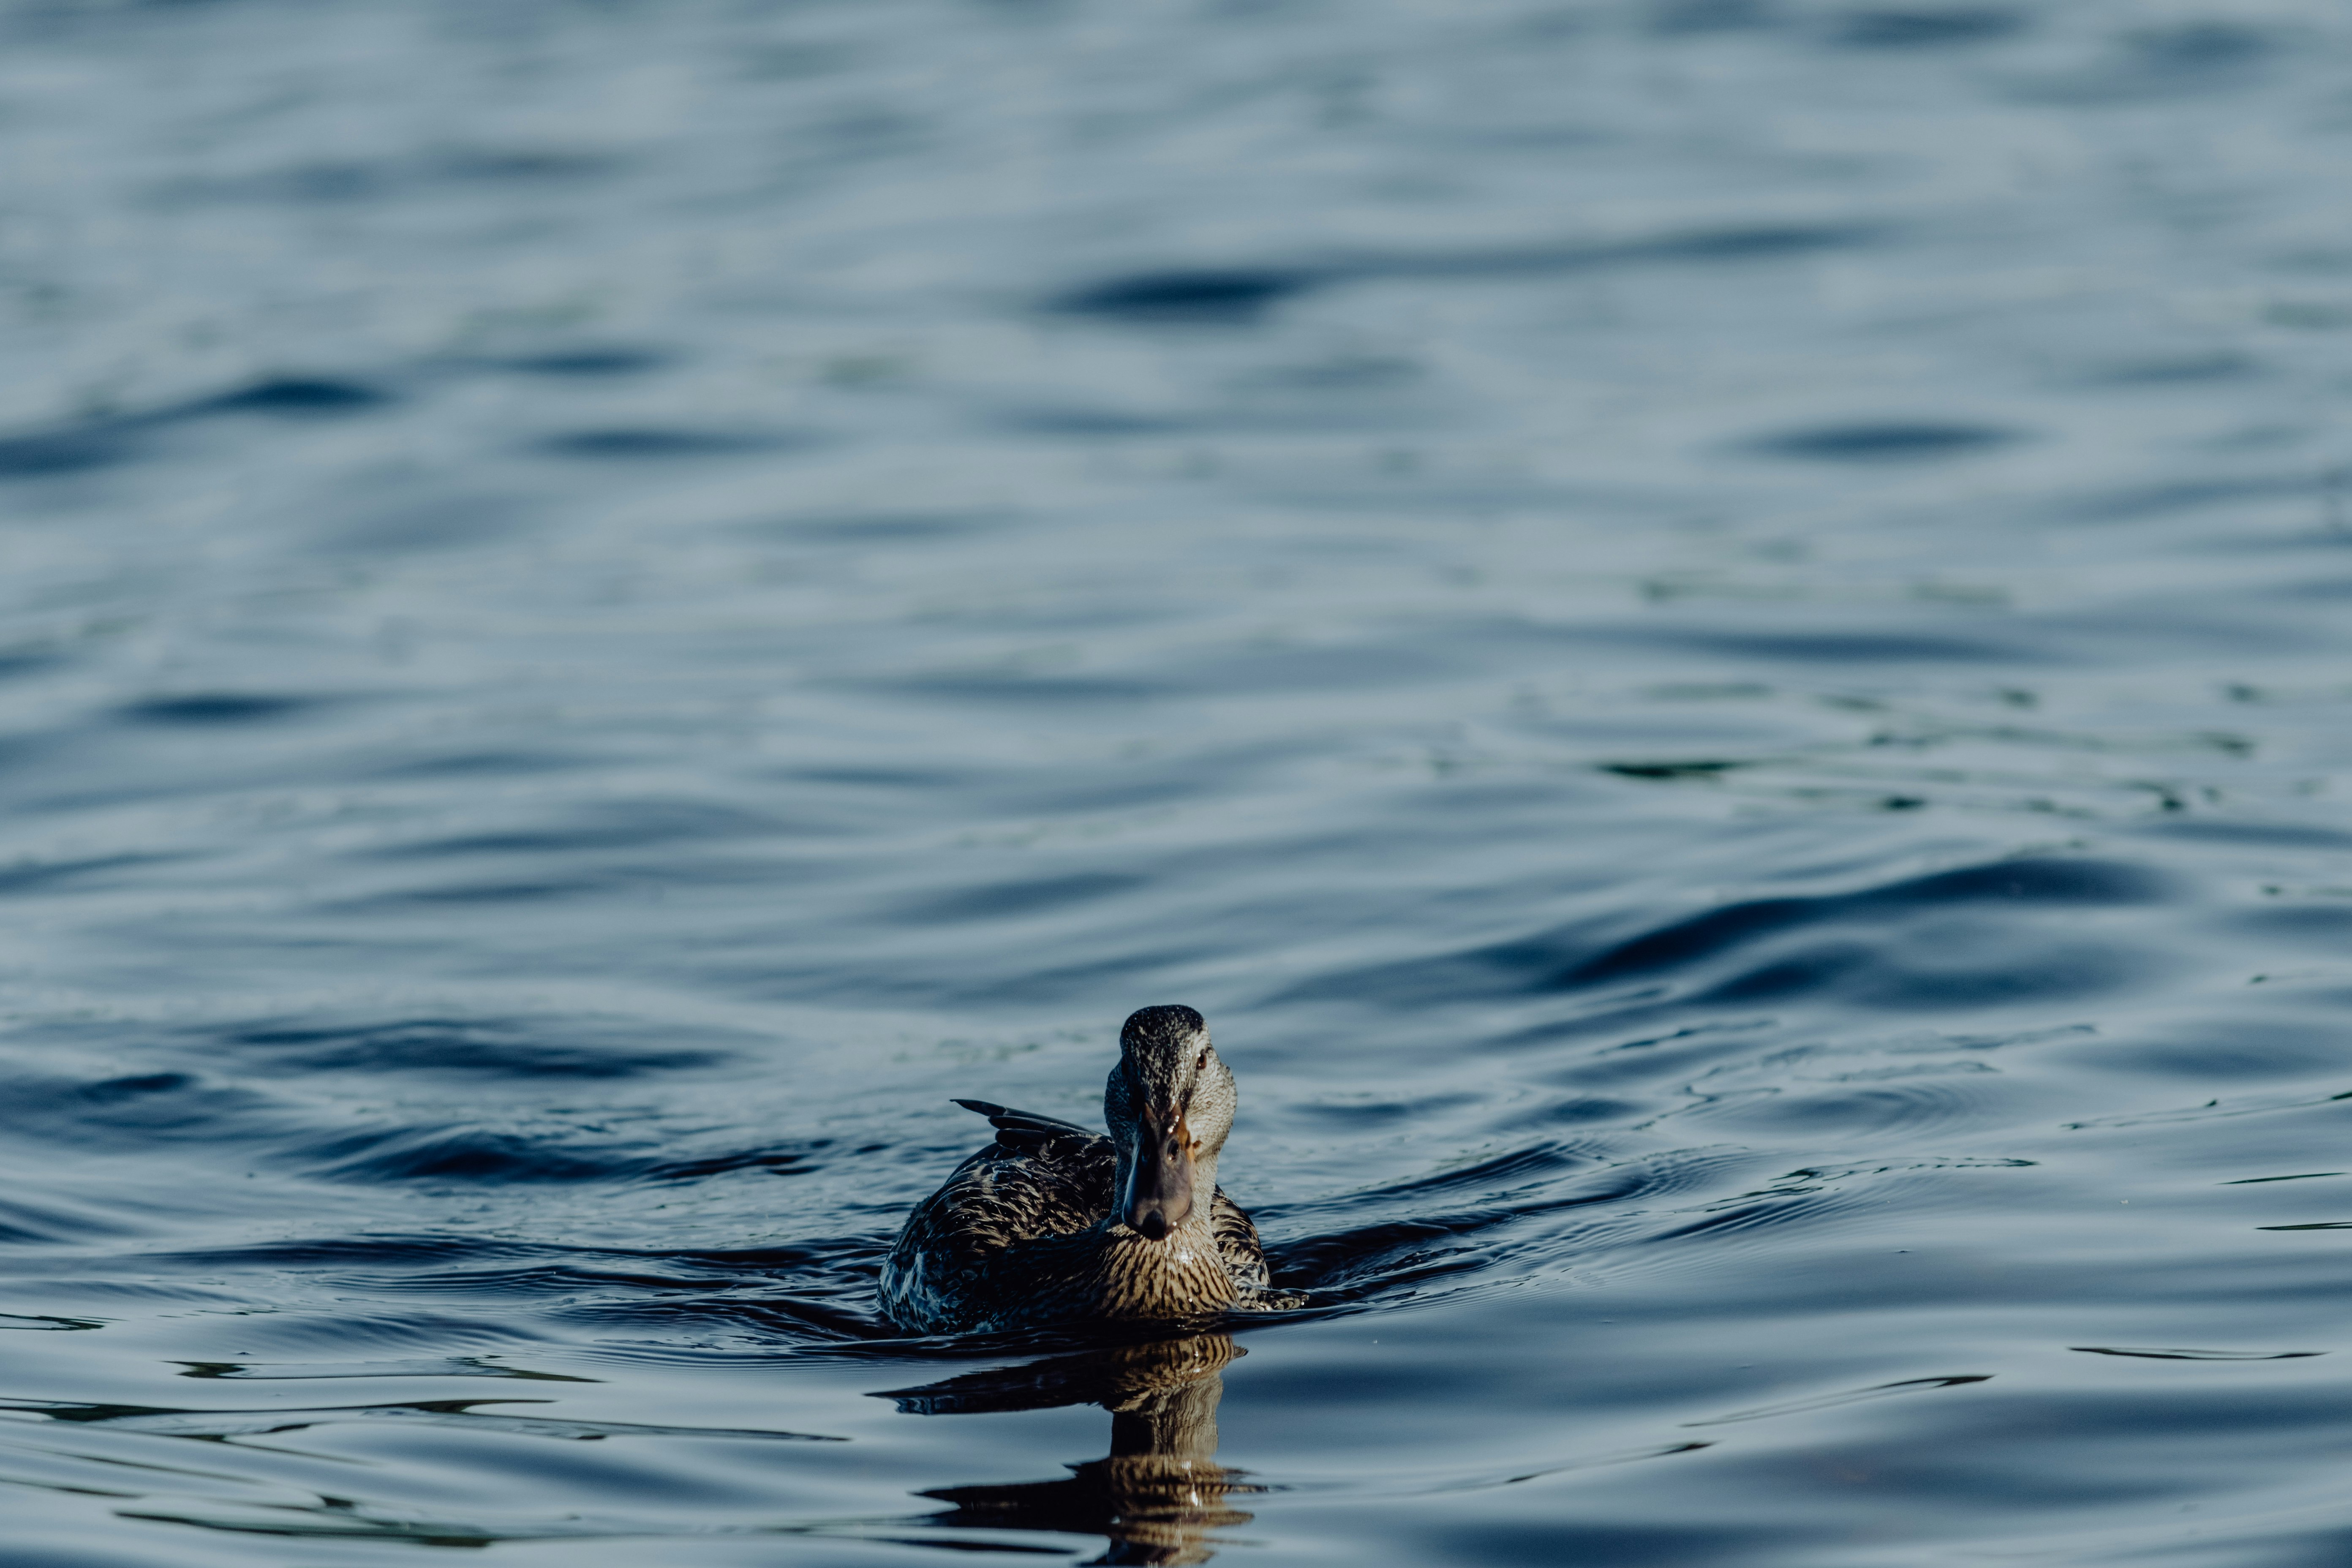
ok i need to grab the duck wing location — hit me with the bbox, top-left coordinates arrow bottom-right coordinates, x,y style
953,1098 -> 1105,1155
958,1098 -> 1271,1290
1210,1190 -> 1270,1290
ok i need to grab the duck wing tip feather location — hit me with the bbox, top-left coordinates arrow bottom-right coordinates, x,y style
951,1097 -> 1103,1153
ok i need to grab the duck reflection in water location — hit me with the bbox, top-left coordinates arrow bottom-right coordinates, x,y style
877,1334 -> 1259,1565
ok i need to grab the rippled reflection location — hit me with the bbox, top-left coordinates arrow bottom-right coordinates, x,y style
882,1337 -> 1258,1565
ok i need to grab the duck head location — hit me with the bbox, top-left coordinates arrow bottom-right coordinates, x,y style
1106,1005 -> 1235,1242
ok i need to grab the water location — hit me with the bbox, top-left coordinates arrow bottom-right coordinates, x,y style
3,0 -> 2351,1562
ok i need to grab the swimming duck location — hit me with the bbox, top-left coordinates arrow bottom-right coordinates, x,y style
880,1005 -> 1274,1334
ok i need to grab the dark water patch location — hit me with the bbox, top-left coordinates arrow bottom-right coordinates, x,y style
2042,602 -> 2317,662
1827,8 -> 2022,48
433,147 -> 623,185
1647,1190 -> 1846,1245
780,763 -> 967,789
1259,1216 -> 1519,1302
642,1147 -> 820,1182
357,875 -> 613,905
2025,19 -> 2287,104
138,1235 -> 528,1273
74,1070 -> 196,1105
174,1355 -> 595,1380
878,671 -> 1176,706
2063,1083 -> 2352,1132
1765,1154 -> 2034,1183
1748,421 -> 2021,462
2124,21 -> 2278,80
1574,857 -> 2163,981
756,509 -> 999,542
115,692 -> 314,726
0,1392 -> 840,1444
895,871 -> 1147,924
486,346 -> 670,377
373,800 -> 784,860
1709,938 -> 2141,1009
0,646 -> 63,682
1337,1143 -> 1591,1204
1637,624 -> 2031,664
2145,818 -> 2352,849
1253,1149 -> 1689,1303
286,1257 -> 781,1300
370,746 -> 590,779
291,1124 -> 654,1184
570,1291 -> 893,1348
2,1068 -> 281,1146
1411,1437 -> 1720,1496
156,148 -> 619,210
1505,1016 -> 1780,1061
2072,1347 -> 2322,1361
1515,1095 -> 1646,1126
1685,1373 -> 1992,1427
2058,473 -> 2310,523
1423,1520 -> 1793,1567
2079,351 -> 2259,386
650,1239 -> 883,1277
179,376 -> 391,417
0,1195 -> 139,1247
157,158 -> 399,206
2074,1022 -> 2347,1083
1648,0 -> 1773,34
221,1017 -> 732,1079
2271,574 -> 2352,601
1001,405 -> 1185,438
0,427 -> 133,477
1290,1092 -> 1484,1130
1442,221 -> 1881,274
0,852 -> 190,897
532,427 -> 800,459
1051,223 -> 1882,324
0,1313 -> 106,1330
1051,267 -> 1318,323
2231,904 -> 2352,941
1366,855 -> 2169,1008
1599,760 -> 1746,781
1686,1066 -> 2007,1139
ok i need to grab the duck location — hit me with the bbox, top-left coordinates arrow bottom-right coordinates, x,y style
880,1005 -> 1277,1334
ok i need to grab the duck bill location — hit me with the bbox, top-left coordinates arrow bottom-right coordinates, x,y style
1122,1107 -> 1195,1241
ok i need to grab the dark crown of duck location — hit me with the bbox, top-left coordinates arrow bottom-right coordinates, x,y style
1110,1004 -> 1234,1243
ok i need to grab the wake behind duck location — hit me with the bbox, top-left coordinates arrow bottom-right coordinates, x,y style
881,1005 -> 1284,1334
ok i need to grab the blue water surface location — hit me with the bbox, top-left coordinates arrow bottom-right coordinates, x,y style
4,1 -> 2352,1563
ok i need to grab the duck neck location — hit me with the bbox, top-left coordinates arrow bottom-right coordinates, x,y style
1099,1152 -> 1233,1316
